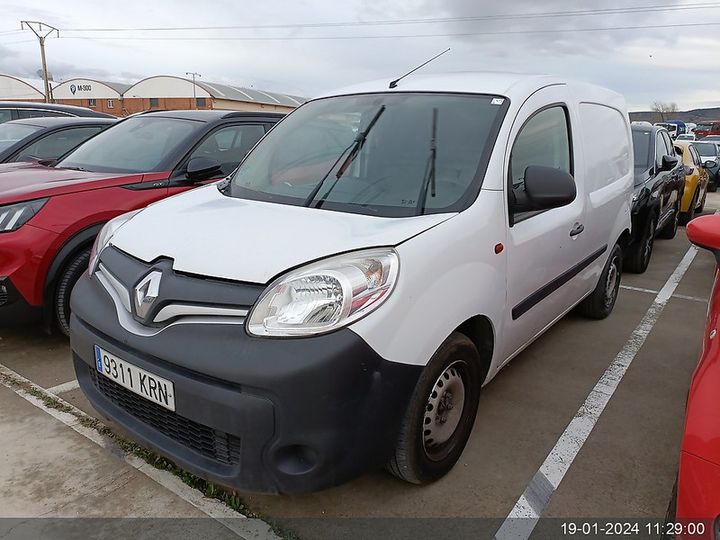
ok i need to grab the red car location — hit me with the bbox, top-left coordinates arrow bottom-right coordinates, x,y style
678,215 -> 720,538
0,110 -> 282,334
695,121 -> 720,140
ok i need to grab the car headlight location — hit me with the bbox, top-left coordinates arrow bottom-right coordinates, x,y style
247,248 -> 399,337
0,198 -> 48,233
88,210 -> 141,275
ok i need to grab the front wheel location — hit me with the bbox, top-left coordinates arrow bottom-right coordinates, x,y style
387,332 -> 482,485
578,243 -> 623,320
54,249 -> 91,336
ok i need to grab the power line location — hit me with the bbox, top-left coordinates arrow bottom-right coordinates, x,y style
55,20 -> 720,42
61,2 -> 720,32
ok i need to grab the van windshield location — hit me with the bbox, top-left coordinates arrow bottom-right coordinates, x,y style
225,93 -> 507,217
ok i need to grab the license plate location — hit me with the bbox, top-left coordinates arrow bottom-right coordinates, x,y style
94,345 -> 176,411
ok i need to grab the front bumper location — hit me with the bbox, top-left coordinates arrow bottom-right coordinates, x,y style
0,224 -> 59,309
0,276 -> 41,324
70,272 -> 422,494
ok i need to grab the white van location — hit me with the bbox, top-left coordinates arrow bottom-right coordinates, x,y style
70,73 -> 633,494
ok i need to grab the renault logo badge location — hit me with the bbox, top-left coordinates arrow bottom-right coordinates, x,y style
134,271 -> 162,319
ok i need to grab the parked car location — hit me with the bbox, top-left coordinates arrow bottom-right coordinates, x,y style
0,101 -> 114,124
628,124 -> 685,272
0,117 -> 116,164
702,135 -> 720,142
676,215 -> 720,535
693,140 -> 720,192
676,134 -> 696,141
0,110 -> 282,333
695,121 -> 720,139
69,73 -> 633,494
674,140 -> 710,223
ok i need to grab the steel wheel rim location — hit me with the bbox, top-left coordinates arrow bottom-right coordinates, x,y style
604,255 -> 619,309
423,360 -> 467,460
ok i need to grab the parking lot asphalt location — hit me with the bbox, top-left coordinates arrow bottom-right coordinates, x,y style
1,194 -> 718,540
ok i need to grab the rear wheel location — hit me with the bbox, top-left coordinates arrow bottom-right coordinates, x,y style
658,198 -> 680,239
578,243 -> 622,319
387,332 -> 482,484
626,215 -> 656,273
54,249 -> 90,336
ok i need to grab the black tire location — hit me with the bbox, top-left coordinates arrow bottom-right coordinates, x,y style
387,332 -> 482,485
708,181 -> 717,193
625,214 -> 656,273
578,243 -> 623,320
54,249 -> 91,336
679,189 -> 698,226
658,198 -> 680,240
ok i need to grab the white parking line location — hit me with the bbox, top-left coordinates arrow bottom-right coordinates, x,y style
0,363 -> 279,540
495,245 -> 699,540
620,284 -> 708,304
46,379 -> 80,394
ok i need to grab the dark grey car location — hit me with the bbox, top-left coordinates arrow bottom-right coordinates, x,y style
0,117 -> 116,163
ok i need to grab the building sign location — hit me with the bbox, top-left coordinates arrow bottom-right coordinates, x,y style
69,83 -> 92,95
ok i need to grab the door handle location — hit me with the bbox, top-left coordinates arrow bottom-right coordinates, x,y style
569,222 -> 585,237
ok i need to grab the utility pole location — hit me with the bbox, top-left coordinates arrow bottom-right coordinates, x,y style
21,21 -> 59,103
186,72 -> 201,109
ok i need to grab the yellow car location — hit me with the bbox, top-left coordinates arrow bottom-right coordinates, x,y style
675,140 -> 710,223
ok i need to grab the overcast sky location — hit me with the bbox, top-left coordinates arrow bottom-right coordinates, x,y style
0,0 -> 719,111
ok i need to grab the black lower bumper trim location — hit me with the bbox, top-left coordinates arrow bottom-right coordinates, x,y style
0,277 -> 41,325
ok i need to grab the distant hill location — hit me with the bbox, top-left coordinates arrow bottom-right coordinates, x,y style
630,108 -> 720,124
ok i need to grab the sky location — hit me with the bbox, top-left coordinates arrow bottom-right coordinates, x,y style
0,0 -> 719,111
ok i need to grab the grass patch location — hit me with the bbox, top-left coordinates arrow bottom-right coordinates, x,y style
0,371 -> 295,539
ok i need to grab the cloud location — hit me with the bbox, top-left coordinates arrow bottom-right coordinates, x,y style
0,0 -> 718,109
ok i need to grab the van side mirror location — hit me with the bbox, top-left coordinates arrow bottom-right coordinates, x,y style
705,159 -> 717,168
516,166 -> 577,212
186,156 -> 222,181
661,155 -> 679,171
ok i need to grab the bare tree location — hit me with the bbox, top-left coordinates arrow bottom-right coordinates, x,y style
652,101 -> 679,122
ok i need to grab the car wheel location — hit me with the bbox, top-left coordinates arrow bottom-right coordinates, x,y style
387,332 -> 482,485
709,181 -> 717,193
578,243 -> 623,320
54,248 -> 90,336
680,189 -> 698,225
626,215 -> 656,273
658,199 -> 680,240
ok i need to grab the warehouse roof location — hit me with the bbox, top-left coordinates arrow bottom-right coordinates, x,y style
193,80 -> 305,107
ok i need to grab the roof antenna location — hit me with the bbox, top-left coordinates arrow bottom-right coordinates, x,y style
389,48 -> 451,89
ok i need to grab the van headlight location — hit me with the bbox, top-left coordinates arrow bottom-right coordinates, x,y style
88,210 -> 141,275
247,248 -> 399,337
0,198 -> 48,233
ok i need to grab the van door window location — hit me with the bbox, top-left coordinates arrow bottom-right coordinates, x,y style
509,106 -> 571,220
0,110 -> 12,123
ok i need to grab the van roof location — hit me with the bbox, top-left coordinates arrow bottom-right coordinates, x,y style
314,72 -> 625,107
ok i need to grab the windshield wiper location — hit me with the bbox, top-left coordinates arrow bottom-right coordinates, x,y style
303,105 -> 386,208
62,166 -> 87,171
417,107 -> 438,214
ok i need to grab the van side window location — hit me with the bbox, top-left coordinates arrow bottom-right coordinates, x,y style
509,106 -> 571,216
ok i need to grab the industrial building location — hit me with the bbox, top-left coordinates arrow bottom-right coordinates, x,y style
0,75 -> 45,101
0,73 -> 304,115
